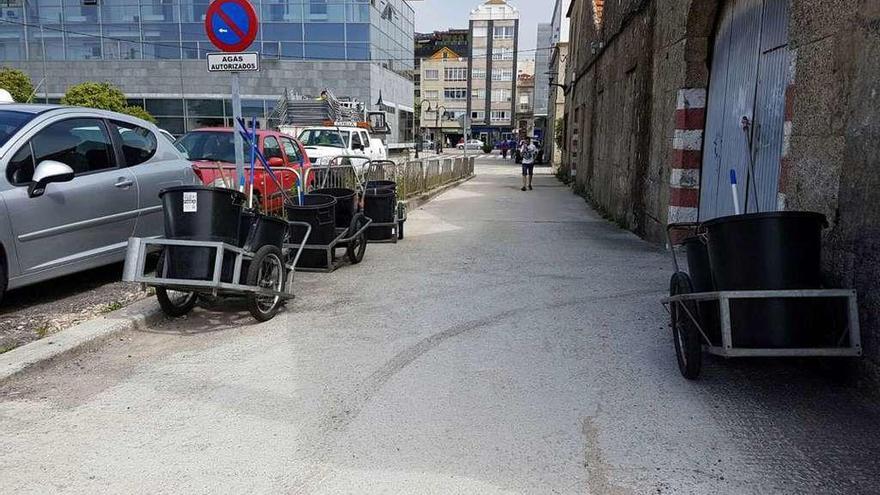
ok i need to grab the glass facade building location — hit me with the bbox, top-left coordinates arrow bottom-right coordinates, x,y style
0,0 -> 411,72
0,0 -> 415,139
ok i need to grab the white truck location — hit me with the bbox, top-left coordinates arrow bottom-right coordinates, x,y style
281,125 -> 388,168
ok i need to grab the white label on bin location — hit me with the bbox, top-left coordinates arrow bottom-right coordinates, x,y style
183,192 -> 198,213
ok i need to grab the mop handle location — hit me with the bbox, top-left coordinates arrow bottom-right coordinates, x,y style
248,118 -> 256,209
730,169 -> 741,215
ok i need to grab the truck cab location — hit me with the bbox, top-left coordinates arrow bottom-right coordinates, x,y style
295,126 -> 387,167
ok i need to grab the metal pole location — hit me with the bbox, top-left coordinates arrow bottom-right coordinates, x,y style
463,113 -> 469,162
40,24 -> 48,103
231,72 -> 245,192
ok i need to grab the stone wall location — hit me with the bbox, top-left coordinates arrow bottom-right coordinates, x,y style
564,0 -> 880,377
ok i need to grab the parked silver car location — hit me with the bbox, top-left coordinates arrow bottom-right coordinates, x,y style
0,105 -> 197,303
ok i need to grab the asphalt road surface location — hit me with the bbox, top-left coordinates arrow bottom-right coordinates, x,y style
2,160 -> 879,494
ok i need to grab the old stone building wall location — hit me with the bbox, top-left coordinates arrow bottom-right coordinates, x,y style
564,0 -> 880,377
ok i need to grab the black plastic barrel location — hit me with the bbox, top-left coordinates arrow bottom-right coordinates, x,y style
240,211 -> 288,252
364,180 -> 396,193
159,186 -> 244,282
286,194 -> 337,246
682,236 -> 721,344
312,188 -> 357,229
364,186 -> 397,241
703,212 -> 831,348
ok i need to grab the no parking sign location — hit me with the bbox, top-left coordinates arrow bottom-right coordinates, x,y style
205,0 -> 259,53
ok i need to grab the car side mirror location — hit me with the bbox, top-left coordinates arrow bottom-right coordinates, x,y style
28,160 -> 74,198
268,157 -> 285,167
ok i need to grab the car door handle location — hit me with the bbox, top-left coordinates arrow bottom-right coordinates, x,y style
114,179 -> 134,188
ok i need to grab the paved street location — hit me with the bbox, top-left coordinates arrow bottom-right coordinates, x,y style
2,159 -> 880,494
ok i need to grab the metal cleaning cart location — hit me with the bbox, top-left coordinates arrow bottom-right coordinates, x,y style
662,222 -> 862,379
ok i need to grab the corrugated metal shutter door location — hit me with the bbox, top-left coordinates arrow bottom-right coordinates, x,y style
699,0 -> 790,220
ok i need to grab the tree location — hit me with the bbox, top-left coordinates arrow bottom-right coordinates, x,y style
121,105 -> 157,124
61,82 -> 156,123
0,67 -> 35,103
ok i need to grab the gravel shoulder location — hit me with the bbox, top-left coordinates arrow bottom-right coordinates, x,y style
0,259 -> 155,354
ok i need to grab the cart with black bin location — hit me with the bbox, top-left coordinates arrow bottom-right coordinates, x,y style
662,215 -> 862,380
122,185 -> 311,322
286,190 -> 372,273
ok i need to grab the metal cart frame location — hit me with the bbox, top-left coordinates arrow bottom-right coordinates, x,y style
122,222 -> 311,317
662,222 -> 862,378
661,289 -> 862,358
293,213 -> 373,273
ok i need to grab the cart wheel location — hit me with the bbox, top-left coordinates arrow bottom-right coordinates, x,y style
247,246 -> 286,322
670,272 -> 703,380
347,216 -> 368,264
155,250 -> 197,318
397,204 -> 406,240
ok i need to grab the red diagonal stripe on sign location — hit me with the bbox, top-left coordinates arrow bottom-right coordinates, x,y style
216,8 -> 246,40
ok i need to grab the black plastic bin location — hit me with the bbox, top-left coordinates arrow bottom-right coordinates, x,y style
286,194 -> 338,269
683,236 -> 721,345
239,210 -> 288,252
703,212 -> 837,348
364,180 -> 397,193
159,186 -> 244,282
312,188 -> 358,229
364,185 -> 397,241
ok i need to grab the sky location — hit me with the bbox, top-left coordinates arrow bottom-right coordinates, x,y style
409,0 -> 551,59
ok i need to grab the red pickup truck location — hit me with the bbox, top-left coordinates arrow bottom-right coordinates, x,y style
176,128 -> 314,212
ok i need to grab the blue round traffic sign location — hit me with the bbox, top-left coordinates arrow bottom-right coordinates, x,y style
205,0 -> 259,53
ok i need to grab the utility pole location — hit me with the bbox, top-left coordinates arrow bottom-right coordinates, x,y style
416,98 -> 431,159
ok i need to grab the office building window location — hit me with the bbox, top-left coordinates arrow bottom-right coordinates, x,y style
491,111 -> 509,121
472,89 -> 485,99
493,26 -> 514,40
444,67 -> 467,81
424,90 -> 439,99
444,88 -> 468,100
492,48 -> 514,61
492,69 -> 514,82
424,69 -> 439,80
471,111 -> 485,120
492,89 -> 511,102
472,69 -> 486,80
472,48 -> 486,59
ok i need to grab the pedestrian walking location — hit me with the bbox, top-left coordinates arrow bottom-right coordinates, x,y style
520,137 -> 538,191
501,140 -> 509,159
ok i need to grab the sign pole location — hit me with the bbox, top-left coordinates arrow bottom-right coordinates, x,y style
231,72 -> 245,192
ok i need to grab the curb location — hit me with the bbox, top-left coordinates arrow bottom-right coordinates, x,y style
0,297 -> 164,384
403,174 -> 476,211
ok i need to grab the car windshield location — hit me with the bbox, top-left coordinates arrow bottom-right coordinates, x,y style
299,130 -> 349,148
0,111 -> 36,147
175,131 -> 235,162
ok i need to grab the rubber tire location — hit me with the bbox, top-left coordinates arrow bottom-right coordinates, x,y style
670,272 -> 703,380
155,251 -> 198,318
247,245 -> 285,322
397,204 -> 406,240
346,216 -> 368,264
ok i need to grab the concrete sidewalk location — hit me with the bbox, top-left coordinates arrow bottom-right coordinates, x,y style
1,161 -> 879,494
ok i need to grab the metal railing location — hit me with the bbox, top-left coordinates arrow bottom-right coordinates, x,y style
362,156 -> 475,200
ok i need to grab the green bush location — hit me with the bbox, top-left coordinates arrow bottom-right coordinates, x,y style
481,142 -> 493,154
61,82 -> 156,123
0,67 -> 34,103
